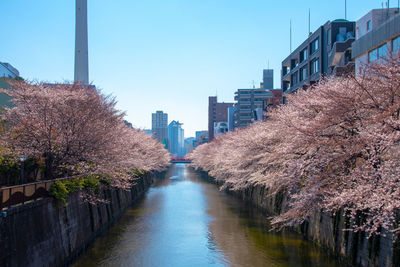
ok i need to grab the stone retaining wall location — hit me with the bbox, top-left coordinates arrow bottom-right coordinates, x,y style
198,170 -> 399,267
0,172 -> 159,267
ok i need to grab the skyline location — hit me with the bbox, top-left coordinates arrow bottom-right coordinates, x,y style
1,0 -> 392,136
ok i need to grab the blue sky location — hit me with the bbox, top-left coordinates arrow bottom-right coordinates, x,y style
1,0 -> 391,137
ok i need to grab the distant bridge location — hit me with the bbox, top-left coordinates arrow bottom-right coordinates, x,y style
170,157 -> 192,163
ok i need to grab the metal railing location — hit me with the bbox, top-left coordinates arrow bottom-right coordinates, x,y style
0,176 -> 76,210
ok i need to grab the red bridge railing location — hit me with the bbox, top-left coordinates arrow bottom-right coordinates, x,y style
170,157 -> 192,163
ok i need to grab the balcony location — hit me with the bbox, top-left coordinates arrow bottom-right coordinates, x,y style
239,109 -> 251,113
238,95 -> 251,99
328,37 -> 355,68
238,115 -> 251,120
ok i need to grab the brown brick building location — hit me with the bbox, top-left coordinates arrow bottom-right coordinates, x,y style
208,96 -> 233,141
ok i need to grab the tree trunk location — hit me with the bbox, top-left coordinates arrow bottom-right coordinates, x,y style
44,152 -> 54,180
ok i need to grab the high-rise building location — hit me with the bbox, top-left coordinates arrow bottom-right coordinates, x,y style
152,111 -> 168,146
74,0 -> 89,85
281,19 -> 355,103
260,69 -> 274,89
168,120 -> 184,157
352,8 -> 400,74
208,96 -> 233,141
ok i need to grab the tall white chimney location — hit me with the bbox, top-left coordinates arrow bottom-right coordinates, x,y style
74,0 -> 89,85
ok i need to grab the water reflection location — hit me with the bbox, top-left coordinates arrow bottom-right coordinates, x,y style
72,164 -> 340,267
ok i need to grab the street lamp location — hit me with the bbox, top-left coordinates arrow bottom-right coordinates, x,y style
19,155 -> 26,184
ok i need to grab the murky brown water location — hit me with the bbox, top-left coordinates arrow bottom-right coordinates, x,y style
72,163 -> 340,267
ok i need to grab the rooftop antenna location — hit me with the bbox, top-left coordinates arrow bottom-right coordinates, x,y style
252,80 -> 255,89
345,0 -> 347,20
386,1 -> 389,19
382,2 -> 385,21
290,19 -> 292,53
308,8 -> 311,36
268,59 -> 270,69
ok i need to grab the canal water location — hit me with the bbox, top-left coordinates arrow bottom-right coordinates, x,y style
72,163 -> 340,267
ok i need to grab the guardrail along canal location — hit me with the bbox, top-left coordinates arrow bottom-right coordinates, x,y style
73,163 -> 340,267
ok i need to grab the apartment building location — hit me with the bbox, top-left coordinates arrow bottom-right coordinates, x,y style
234,88 -> 272,128
233,69 -> 280,128
281,20 -> 355,102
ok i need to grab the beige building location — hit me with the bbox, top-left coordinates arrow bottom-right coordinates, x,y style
352,8 -> 400,74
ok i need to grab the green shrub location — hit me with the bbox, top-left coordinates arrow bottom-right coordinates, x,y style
82,177 -> 100,194
49,177 -> 102,206
131,168 -> 146,178
49,181 -> 69,206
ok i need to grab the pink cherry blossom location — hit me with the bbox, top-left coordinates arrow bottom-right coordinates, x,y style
0,81 -> 170,188
190,55 -> 400,237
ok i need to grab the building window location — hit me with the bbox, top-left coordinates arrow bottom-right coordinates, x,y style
310,58 -> 319,75
327,28 -> 331,45
291,58 -> 299,69
369,43 -> 388,62
369,49 -> 378,62
282,65 -> 291,76
300,49 -> 307,62
300,66 -> 307,81
310,38 -> 319,55
291,71 -> 299,85
393,36 -> 400,52
378,43 -> 387,58
367,20 -> 371,31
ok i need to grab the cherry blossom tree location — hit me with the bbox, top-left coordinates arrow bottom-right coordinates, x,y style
0,81 -> 170,188
190,56 -> 400,236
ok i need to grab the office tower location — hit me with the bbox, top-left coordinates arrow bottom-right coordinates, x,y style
168,120 -> 184,157
152,111 -> 168,146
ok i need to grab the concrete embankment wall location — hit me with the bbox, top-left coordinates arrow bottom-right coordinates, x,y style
0,172 -> 160,267
198,170 -> 399,267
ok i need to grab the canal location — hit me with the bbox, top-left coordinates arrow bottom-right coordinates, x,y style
72,163 -> 340,267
